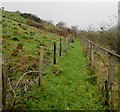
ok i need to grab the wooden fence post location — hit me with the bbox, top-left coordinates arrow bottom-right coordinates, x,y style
38,46 -> 44,86
104,54 -> 115,106
69,36 -> 71,43
108,54 -> 114,90
104,80 -> 109,106
84,40 -> 86,51
66,36 -> 69,48
2,54 -> 8,110
118,57 -> 120,110
86,41 -> 90,58
0,54 -> 2,111
59,38 -> 62,56
83,38 -> 86,48
53,42 -> 56,64
68,36 -> 69,44
90,43 -> 94,65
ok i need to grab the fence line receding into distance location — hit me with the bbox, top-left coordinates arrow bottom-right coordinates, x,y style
81,36 -> 120,110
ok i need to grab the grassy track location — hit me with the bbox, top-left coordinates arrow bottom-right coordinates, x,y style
22,38 -> 105,110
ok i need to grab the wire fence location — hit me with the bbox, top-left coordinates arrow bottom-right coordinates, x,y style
81,36 -> 120,110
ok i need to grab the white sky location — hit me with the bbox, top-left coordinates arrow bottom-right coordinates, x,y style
1,0 -> 119,30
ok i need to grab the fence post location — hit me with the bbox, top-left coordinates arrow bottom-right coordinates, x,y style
38,46 -> 44,86
2,54 -> 8,111
90,43 -> 94,65
66,36 -> 68,48
83,38 -> 86,48
0,54 -> 2,111
59,38 -> 62,56
86,41 -> 90,58
104,54 -> 114,106
84,40 -> 86,51
68,36 -> 69,44
108,54 -> 114,90
118,57 -> 120,110
53,42 -> 56,64
104,80 -> 109,106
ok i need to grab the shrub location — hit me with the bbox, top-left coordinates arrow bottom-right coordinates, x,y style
20,13 -> 42,23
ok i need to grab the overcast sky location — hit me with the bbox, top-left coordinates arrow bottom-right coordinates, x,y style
1,1 -> 119,30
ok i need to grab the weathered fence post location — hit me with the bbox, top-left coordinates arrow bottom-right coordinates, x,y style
104,80 -> 109,106
82,37 -> 84,46
90,43 -> 94,65
108,54 -> 114,90
86,41 -> 90,59
69,35 -> 71,43
66,36 -> 68,48
68,36 -> 69,44
59,38 -> 62,56
83,38 -> 86,48
118,3 -> 120,110
104,54 -> 114,107
38,46 -> 44,86
53,42 -> 56,64
0,54 -> 2,111
84,40 -> 87,52
118,57 -> 120,110
2,54 -> 8,111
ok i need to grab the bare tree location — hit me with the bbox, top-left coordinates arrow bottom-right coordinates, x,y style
98,21 -> 107,32
71,25 -> 78,37
87,24 -> 95,32
56,21 -> 66,29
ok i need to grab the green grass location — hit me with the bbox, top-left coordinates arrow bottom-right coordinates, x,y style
2,17 -> 61,54
2,10 -> 62,85
2,10 -> 107,110
2,10 -> 63,34
23,39 -> 105,110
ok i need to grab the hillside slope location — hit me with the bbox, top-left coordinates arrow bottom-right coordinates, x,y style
2,10 -> 65,80
1,10 -> 67,110
1,10 -> 106,110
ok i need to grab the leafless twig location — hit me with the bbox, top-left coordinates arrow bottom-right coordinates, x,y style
15,71 -> 39,88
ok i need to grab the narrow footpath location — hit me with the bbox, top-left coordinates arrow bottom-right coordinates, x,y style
25,38 -> 105,110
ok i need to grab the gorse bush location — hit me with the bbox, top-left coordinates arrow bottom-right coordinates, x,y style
20,13 -> 42,23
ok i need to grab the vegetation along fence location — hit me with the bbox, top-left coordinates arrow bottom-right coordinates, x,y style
1,34 -> 74,111
81,36 -> 120,110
